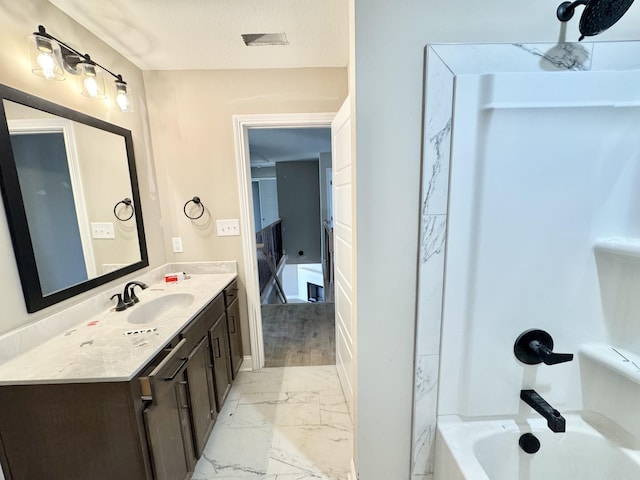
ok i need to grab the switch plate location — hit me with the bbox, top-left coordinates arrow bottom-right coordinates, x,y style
216,219 -> 240,236
172,237 -> 183,253
91,222 -> 115,239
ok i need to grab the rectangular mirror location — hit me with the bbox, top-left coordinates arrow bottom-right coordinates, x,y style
0,84 -> 148,312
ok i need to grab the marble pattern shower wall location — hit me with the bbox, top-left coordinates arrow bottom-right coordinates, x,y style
411,41 -> 614,480
411,49 -> 452,480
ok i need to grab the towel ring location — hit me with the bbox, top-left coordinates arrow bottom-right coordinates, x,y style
183,196 -> 205,220
113,198 -> 134,221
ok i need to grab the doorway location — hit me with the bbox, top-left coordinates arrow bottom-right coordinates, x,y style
247,127 -> 335,367
232,113 -> 335,370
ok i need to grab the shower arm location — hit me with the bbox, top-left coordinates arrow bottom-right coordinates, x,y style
557,0 -> 589,22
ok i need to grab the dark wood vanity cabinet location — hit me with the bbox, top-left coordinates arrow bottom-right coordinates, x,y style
143,338 -> 195,480
184,336 -> 217,457
0,381 -> 153,480
224,280 -> 243,378
0,281 -> 241,480
209,312 -> 233,409
179,294 -> 225,458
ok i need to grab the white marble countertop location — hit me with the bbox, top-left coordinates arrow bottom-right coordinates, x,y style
0,273 -> 236,385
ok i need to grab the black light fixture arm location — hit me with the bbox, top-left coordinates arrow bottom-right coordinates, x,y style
35,25 -> 124,81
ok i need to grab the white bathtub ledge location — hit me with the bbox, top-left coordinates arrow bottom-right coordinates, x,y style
579,343 -> 640,386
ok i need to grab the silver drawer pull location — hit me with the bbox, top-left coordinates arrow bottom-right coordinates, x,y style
164,357 -> 188,381
148,338 -> 188,379
213,337 -> 221,359
177,381 -> 190,409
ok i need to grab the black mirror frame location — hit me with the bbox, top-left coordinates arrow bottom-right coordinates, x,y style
0,84 -> 148,313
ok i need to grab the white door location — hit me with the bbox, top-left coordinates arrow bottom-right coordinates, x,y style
332,97 -> 355,417
326,168 -> 333,226
258,178 -> 279,228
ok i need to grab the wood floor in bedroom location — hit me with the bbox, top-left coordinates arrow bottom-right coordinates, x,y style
261,303 -> 335,368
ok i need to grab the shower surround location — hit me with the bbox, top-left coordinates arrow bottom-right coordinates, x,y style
412,41 -> 640,480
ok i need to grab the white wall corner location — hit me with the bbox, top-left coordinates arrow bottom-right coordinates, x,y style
239,355 -> 253,371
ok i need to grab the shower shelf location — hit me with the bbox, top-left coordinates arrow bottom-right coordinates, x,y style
593,238 -> 640,259
580,343 -> 640,385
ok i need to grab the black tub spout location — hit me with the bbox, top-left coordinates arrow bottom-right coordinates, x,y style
520,389 -> 566,433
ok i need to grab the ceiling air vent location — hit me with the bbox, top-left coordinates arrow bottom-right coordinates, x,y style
242,33 -> 289,46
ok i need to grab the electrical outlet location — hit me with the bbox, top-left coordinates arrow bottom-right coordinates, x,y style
91,222 -> 115,239
172,237 -> 183,253
216,219 -> 240,236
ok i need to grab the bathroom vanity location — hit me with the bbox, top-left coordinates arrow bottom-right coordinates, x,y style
0,273 -> 242,480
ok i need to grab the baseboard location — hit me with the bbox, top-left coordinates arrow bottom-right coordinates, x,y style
348,458 -> 357,480
239,355 -> 252,371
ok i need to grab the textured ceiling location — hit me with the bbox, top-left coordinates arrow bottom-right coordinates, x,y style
248,128 -> 331,167
48,0 -> 349,70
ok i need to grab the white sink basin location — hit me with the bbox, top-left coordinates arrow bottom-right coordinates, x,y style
126,293 -> 195,325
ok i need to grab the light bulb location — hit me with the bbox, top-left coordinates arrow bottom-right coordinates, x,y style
37,52 -> 56,80
29,33 -> 63,80
116,91 -> 129,112
83,76 -> 99,98
78,62 -> 105,99
112,77 -> 133,112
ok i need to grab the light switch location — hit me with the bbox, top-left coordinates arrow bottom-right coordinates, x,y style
91,222 -> 115,239
216,219 -> 240,236
172,237 -> 183,253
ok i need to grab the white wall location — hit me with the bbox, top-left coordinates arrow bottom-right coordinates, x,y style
354,3 -> 430,478
282,263 -> 300,299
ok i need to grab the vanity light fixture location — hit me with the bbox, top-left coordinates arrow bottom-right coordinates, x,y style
27,25 -> 132,112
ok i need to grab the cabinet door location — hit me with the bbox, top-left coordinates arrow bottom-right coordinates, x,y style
209,314 -> 232,410
143,351 -> 194,480
226,299 -> 243,378
185,336 -> 217,457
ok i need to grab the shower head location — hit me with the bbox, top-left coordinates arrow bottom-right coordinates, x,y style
557,0 -> 636,40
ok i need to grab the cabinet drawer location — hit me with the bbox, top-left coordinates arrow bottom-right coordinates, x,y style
139,338 -> 189,400
180,294 -> 224,351
224,280 -> 238,307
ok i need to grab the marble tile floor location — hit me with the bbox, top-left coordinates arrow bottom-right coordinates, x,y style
191,365 -> 353,480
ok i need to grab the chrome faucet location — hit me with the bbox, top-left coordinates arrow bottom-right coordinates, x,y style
520,389 -> 566,433
123,281 -> 148,307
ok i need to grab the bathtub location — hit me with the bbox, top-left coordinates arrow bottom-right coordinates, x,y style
434,413 -> 640,480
